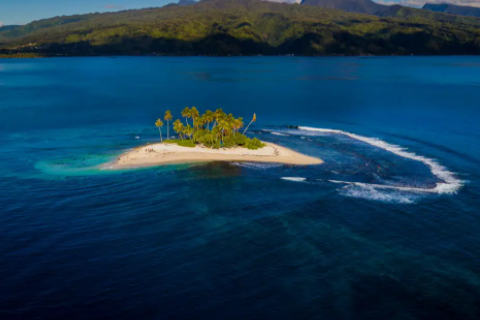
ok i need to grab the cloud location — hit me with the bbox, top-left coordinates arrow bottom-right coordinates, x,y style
374,0 -> 480,8
0,21 -> 4,27
105,4 -> 124,9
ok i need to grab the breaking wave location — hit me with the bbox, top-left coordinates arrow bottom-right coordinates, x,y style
298,126 -> 463,195
281,177 -> 307,182
270,132 -> 289,136
338,184 -> 420,204
261,129 -> 290,136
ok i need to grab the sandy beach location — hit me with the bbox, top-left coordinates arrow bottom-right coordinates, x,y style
105,142 -> 322,169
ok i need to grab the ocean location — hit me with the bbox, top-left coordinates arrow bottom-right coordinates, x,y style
1,56 -> 479,319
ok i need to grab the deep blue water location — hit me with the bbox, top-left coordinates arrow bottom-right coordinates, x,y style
1,57 -> 480,319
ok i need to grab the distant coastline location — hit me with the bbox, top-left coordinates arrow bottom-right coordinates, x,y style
2,0 -> 480,57
0,53 -> 44,58
3,53 -> 477,59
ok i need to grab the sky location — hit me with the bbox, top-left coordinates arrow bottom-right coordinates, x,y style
1,0 -> 480,26
0,0 -> 172,25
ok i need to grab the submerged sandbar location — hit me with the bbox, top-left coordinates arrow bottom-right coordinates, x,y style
106,142 -> 322,169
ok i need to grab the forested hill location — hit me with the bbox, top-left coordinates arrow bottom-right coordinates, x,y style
300,0 -> 388,16
0,25 -> 21,32
299,0 -> 480,21
0,14 -> 100,40
1,0 -> 480,56
423,3 -> 480,18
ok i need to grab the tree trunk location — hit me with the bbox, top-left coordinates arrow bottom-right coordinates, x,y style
167,120 -> 169,139
159,128 -> 163,142
243,120 -> 253,135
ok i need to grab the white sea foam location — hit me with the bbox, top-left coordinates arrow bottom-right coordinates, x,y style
328,180 -> 436,193
281,177 -> 307,182
298,126 -> 463,195
261,129 -> 290,136
339,184 -> 418,204
232,162 -> 283,170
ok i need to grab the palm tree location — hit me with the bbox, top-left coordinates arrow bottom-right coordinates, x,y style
193,117 -> 204,132
204,132 -> 215,148
191,107 -> 200,120
243,113 -> 256,135
212,126 -> 221,143
164,110 -> 173,140
173,119 -> 184,140
217,118 -> 230,144
155,119 -> 164,142
213,108 -> 224,128
184,125 -> 194,140
181,107 -> 191,126
227,114 -> 235,135
235,117 -> 244,133
203,110 -> 214,130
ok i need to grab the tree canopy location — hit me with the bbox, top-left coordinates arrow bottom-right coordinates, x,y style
161,107 -> 264,150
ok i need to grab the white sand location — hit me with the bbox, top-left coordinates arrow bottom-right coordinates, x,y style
105,142 -> 322,169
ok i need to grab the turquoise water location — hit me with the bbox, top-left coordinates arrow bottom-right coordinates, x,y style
1,57 -> 480,319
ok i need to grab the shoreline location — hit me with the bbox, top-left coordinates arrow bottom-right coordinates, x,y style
104,141 -> 323,169
2,54 -> 473,59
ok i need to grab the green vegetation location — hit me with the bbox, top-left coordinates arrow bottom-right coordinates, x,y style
155,118 -> 164,142
157,107 -> 265,150
164,110 -> 173,139
0,14 -> 99,40
423,3 -> 480,19
1,0 -> 480,56
163,139 -> 196,147
0,53 -> 43,58
0,25 -> 21,33
301,0 -> 480,21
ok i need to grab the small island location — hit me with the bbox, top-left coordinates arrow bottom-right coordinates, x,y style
106,107 -> 322,169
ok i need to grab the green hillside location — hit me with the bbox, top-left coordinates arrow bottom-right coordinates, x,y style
1,0 -> 480,56
0,14 -> 101,40
0,25 -> 21,33
299,0 -> 480,24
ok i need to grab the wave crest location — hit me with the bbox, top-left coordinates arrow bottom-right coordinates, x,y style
298,126 -> 463,195
339,184 -> 419,204
281,177 -> 307,182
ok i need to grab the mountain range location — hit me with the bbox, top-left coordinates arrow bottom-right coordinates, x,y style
300,0 -> 480,19
0,25 -> 21,32
300,0 -> 394,16
423,3 -> 480,18
1,0 -> 480,56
